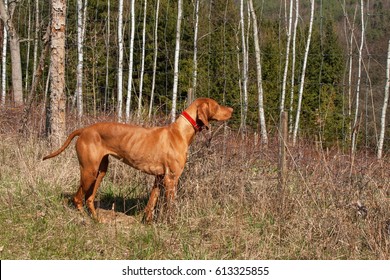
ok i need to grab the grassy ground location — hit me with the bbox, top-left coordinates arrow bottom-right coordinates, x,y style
0,114 -> 389,259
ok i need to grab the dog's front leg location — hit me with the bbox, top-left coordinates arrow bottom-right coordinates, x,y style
143,175 -> 163,223
163,173 -> 179,223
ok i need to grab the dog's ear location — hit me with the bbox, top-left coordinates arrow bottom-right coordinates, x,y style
197,103 -> 210,130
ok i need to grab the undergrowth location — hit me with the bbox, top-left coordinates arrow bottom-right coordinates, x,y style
0,110 -> 389,259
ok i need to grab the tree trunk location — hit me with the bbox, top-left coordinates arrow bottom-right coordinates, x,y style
351,0 -> 364,154
347,6 -> 357,140
248,0 -> 268,145
377,39 -> 390,159
280,0 -> 293,113
191,0 -> 199,98
125,0 -> 135,122
25,0 -> 32,94
292,0 -> 314,146
207,1 -> 213,97
31,0 -> 40,91
235,25 -> 243,127
104,0 -> 110,112
117,0 -> 124,121
171,0 -> 182,123
0,0 -> 23,106
239,0 -> 248,133
289,0 -> 299,133
137,0 -> 147,119
47,0 -> 67,146
75,0 -> 87,122
148,0 -> 160,119
0,1 -> 7,107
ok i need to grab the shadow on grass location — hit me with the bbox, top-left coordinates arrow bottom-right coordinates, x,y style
60,192 -> 148,217
97,194 -> 148,217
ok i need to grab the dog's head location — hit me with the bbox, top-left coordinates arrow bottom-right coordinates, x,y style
194,98 -> 233,130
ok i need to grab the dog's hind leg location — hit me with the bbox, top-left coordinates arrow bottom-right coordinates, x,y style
85,155 -> 109,220
73,155 -> 108,219
73,167 -> 97,214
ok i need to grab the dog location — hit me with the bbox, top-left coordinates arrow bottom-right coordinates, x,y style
43,98 -> 233,223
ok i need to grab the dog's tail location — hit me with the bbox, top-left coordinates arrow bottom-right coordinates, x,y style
42,129 -> 83,160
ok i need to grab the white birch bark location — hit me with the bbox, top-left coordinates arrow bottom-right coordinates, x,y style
117,0 -> 124,121
75,0 -> 87,120
377,39 -> 390,159
191,0 -> 199,97
171,0 -> 182,123
235,26 -> 243,125
125,0 -> 135,122
289,0 -> 299,133
137,0 -> 147,118
148,0 -> 160,119
280,0 -> 293,113
240,0 -> 248,132
207,1 -> 212,97
0,0 -> 7,107
248,0 -> 268,144
246,2 -> 250,84
351,0 -> 365,154
31,0 -> 39,89
292,0 -> 315,146
344,4 -> 358,144
104,0 -> 110,112
0,0 -> 23,106
347,6 -> 357,122
25,0 -> 31,94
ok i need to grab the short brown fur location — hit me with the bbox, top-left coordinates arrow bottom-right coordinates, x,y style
43,98 -> 233,223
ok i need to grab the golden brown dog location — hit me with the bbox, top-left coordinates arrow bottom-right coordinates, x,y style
43,98 -> 233,223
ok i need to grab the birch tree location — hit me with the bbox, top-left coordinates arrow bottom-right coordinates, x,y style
239,0 -> 248,132
137,0 -> 147,118
104,0 -> 110,112
117,0 -> 124,121
47,0 -> 67,146
125,0 -> 135,122
31,0 -> 40,89
377,39 -> 390,159
171,0 -> 182,123
248,0 -> 268,144
347,6 -> 357,126
0,0 -> 7,107
289,0 -> 299,133
0,0 -> 23,106
75,0 -> 88,121
340,1 -> 357,145
280,0 -> 293,113
191,0 -> 199,98
148,0 -> 160,119
351,0 -> 365,154
25,0 -> 31,93
292,0 -> 314,146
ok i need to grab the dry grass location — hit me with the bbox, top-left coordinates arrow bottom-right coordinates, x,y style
0,110 -> 389,259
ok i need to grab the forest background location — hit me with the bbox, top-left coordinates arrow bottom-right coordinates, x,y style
0,0 -> 389,152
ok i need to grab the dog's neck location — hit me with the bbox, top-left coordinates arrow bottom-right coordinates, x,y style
171,111 -> 198,145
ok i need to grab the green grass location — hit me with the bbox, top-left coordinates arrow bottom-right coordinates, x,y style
0,132 -> 389,259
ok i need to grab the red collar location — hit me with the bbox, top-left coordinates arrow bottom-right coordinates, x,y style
181,111 -> 201,132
